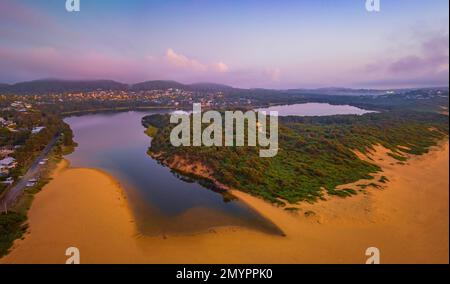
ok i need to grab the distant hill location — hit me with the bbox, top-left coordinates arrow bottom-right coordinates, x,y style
188,82 -> 235,92
1,79 -> 238,94
131,80 -> 236,92
0,78 -> 447,96
0,84 -> 10,93
0,79 -> 128,94
287,87 -> 388,96
131,80 -> 186,91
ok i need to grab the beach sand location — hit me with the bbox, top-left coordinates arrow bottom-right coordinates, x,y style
1,141 -> 448,264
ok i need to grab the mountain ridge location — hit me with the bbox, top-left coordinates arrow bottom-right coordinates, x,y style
0,78 -> 448,95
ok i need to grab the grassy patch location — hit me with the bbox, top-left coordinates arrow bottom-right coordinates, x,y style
0,212 -> 27,257
388,152 -> 407,162
145,126 -> 158,138
379,176 -> 389,183
284,207 -> 300,213
146,111 -> 448,204
304,210 -> 316,217
328,188 -> 358,198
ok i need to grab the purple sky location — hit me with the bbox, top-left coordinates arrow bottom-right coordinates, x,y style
0,0 -> 448,89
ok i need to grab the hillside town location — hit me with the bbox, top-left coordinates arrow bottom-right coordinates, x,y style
0,100 -> 54,196
0,88 -> 258,114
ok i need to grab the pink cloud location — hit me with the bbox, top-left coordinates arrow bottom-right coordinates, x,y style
0,46 -> 236,84
165,48 -> 231,74
265,68 -> 281,82
213,62 -> 229,73
166,48 -> 207,71
0,0 -> 51,29
360,30 -> 449,87
0,46 -> 149,82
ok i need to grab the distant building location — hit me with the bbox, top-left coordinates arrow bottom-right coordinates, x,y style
0,157 -> 16,167
0,157 -> 17,171
32,126 -> 45,134
26,178 -> 38,187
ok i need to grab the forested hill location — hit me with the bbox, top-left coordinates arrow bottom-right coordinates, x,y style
0,80 -> 127,94
0,79 -> 239,94
144,111 -> 449,205
1,79 -> 447,113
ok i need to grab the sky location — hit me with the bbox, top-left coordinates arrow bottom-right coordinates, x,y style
0,0 -> 448,89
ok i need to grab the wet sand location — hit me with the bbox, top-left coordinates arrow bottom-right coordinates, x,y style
1,141 -> 448,264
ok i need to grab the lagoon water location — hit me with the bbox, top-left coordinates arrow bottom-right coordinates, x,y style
64,110 -> 282,236
64,103 -> 373,236
256,103 -> 374,116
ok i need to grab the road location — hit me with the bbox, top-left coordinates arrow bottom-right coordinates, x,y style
0,134 -> 59,212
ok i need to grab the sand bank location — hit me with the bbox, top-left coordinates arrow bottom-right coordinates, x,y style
1,141 -> 448,264
0,160 -> 145,264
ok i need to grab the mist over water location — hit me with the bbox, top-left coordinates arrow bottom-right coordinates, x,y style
256,103 -> 375,116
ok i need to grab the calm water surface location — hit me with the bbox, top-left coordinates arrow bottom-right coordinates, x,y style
256,103 -> 374,116
64,110 -> 282,236
64,103 -> 373,236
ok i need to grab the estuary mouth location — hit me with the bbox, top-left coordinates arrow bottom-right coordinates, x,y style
64,111 -> 283,236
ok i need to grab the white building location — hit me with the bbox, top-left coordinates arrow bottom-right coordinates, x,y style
32,126 -> 45,134
0,157 -> 17,170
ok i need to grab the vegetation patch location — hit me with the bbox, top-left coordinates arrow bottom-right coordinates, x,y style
329,188 -> 358,198
304,210 -> 316,217
0,212 -> 27,257
145,111 -> 448,205
388,152 -> 407,162
284,207 -> 300,214
145,126 -> 158,138
379,176 -> 389,183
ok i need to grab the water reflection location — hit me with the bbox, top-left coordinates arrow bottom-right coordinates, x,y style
64,110 -> 283,236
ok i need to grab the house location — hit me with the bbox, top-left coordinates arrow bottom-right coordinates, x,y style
10,102 -> 21,108
0,157 -> 17,170
26,181 -> 37,187
32,126 -> 45,134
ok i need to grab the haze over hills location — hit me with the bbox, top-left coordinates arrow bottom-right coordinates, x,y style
286,87 -> 388,96
0,83 -> 10,90
130,80 -> 187,91
0,79 -> 127,94
0,79 -> 448,96
129,80 -> 236,92
0,79 -> 237,94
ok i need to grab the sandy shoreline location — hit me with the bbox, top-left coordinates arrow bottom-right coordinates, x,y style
1,141 -> 448,264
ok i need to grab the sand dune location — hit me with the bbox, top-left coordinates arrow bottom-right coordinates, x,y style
1,141 -> 448,264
